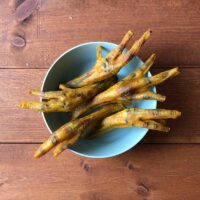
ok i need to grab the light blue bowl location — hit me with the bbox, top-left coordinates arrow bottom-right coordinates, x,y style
41,42 -> 157,158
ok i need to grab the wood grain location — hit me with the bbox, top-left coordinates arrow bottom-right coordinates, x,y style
0,144 -> 199,200
0,1 -> 199,199
0,69 -> 46,142
0,0 -> 200,69
144,67 -> 200,144
0,67 -> 199,143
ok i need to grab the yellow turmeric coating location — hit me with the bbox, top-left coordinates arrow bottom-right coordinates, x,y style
118,91 -> 166,102
91,108 -> 181,138
72,54 -> 179,119
66,30 -> 151,88
34,103 -> 125,158
19,76 -> 117,112
53,134 -> 81,157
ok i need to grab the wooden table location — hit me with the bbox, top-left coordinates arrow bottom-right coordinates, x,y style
0,0 -> 200,199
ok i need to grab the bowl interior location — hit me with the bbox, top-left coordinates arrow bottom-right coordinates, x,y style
42,42 -> 157,158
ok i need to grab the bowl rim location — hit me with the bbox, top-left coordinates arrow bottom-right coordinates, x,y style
41,41 -> 157,158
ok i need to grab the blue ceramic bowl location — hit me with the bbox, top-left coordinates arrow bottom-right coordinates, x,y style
41,42 -> 157,158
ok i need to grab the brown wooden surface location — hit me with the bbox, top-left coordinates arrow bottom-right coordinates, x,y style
0,144 -> 200,200
1,0 -> 200,69
0,0 -> 200,199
